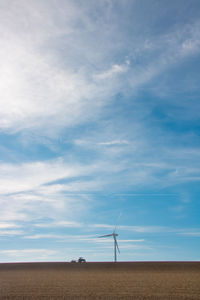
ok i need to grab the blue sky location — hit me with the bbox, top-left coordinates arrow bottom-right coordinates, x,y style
0,0 -> 200,262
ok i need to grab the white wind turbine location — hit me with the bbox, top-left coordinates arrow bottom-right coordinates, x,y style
99,227 -> 120,262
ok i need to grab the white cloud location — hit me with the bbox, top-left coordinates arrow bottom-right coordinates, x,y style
0,249 -> 58,260
24,234 -> 63,239
101,244 -> 152,250
23,234 -> 95,241
0,152 -> 140,222
34,221 -> 82,228
0,222 -> 20,229
0,38 -> 97,134
0,158 -> 88,195
74,139 -> 130,147
94,224 -> 166,233
93,238 -> 145,244
94,61 -> 130,80
1,142 -> 200,223
0,230 -> 23,236
98,140 -> 129,146
178,231 -> 200,237
92,224 -> 115,230
0,1 -> 199,137
120,239 -> 145,243
0,1 -> 103,135
0,158 -> 98,222
0,222 -> 23,236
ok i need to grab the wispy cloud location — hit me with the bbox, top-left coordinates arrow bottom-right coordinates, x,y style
100,244 -> 152,251
74,139 -> 130,147
177,231 -> 200,237
93,238 -> 145,244
0,249 -> 58,260
1,143 -> 200,224
0,159 -> 85,194
0,230 -> 23,236
93,224 -> 167,233
93,61 -> 130,80
1,2 -> 199,136
23,234 -> 95,242
0,223 -> 22,236
34,221 -> 82,228
24,234 -> 64,239
0,222 -> 20,229
98,140 -> 130,146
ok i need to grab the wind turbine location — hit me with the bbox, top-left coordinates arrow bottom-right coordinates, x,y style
99,227 -> 120,262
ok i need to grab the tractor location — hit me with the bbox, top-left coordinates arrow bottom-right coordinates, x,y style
78,257 -> 86,263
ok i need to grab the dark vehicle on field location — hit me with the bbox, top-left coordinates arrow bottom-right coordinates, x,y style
78,257 -> 86,263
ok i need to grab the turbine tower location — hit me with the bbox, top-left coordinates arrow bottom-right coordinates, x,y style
99,228 -> 120,262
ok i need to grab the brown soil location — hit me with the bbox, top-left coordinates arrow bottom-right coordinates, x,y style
0,262 -> 199,299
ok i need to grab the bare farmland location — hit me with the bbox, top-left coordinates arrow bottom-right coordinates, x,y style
0,262 -> 200,299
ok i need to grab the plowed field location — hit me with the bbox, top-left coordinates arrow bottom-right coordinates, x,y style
0,262 -> 199,299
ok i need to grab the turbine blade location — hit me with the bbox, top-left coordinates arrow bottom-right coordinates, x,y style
98,234 -> 113,238
114,235 -> 120,253
113,212 -> 122,233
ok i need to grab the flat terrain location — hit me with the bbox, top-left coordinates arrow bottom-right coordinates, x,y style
0,262 -> 200,299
